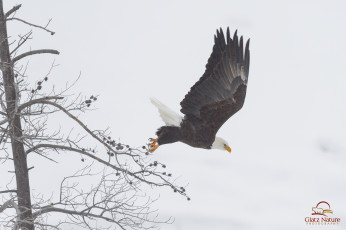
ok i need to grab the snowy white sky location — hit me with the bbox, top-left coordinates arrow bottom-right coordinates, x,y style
2,0 -> 346,229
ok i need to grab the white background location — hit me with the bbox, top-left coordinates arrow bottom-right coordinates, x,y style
1,0 -> 346,229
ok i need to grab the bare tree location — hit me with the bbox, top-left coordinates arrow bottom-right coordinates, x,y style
0,2 -> 188,230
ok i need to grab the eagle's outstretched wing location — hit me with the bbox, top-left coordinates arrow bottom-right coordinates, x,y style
180,28 -> 250,135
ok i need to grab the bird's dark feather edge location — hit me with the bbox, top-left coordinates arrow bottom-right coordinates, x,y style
179,27 -> 250,138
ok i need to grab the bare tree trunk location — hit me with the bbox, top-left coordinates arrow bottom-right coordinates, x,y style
0,1 -> 34,229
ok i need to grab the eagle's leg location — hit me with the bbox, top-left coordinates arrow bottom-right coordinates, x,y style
148,138 -> 159,152
149,143 -> 159,152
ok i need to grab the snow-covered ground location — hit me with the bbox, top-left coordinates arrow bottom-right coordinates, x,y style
1,0 -> 346,229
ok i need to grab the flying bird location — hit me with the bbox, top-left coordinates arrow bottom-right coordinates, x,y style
149,27 -> 250,153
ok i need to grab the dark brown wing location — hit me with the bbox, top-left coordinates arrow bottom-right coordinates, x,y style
180,28 -> 250,134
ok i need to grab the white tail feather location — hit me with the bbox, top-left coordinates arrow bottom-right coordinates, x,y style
150,97 -> 183,127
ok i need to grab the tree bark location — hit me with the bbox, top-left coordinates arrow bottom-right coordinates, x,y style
0,1 -> 34,229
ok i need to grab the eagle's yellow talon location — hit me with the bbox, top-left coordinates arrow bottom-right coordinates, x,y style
149,138 -> 158,143
148,138 -> 158,145
147,137 -> 159,152
149,143 -> 159,152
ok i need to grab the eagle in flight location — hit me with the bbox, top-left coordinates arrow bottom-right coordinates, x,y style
149,27 -> 250,153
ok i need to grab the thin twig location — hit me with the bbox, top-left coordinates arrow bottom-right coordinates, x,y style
10,30 -> 32,55
7,17 -> 55,35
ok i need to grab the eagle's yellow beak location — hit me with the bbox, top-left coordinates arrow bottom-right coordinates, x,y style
225,146 -> 232,153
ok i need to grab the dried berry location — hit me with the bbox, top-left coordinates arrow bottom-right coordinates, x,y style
37,85 -> 42,90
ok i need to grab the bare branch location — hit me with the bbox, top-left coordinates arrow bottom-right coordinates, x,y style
25,143 -> 165,187
32,207 -> 113,221
0,200 -> 12,213
0,199 -> 21,229
0,199 -> 19,215
0,189 -> 17,194
5,4 -> 21,18
18,96 -> 64,111
7,17 -> 55,34
30,167 -> 173,229
12,49 -> 60,63
19,100 -> 115,154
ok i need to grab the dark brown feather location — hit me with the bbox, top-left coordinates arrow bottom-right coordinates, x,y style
179,28 -> 250,141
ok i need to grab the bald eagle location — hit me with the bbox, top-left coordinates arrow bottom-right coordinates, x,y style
149,28 -> 250,153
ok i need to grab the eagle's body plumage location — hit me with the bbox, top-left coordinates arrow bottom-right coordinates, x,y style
149,28 -> 250,153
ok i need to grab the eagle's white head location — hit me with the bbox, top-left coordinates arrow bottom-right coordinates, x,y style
211,136 -> 232,153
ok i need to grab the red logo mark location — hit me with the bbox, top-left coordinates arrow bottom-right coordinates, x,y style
311,201 -> 333,216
